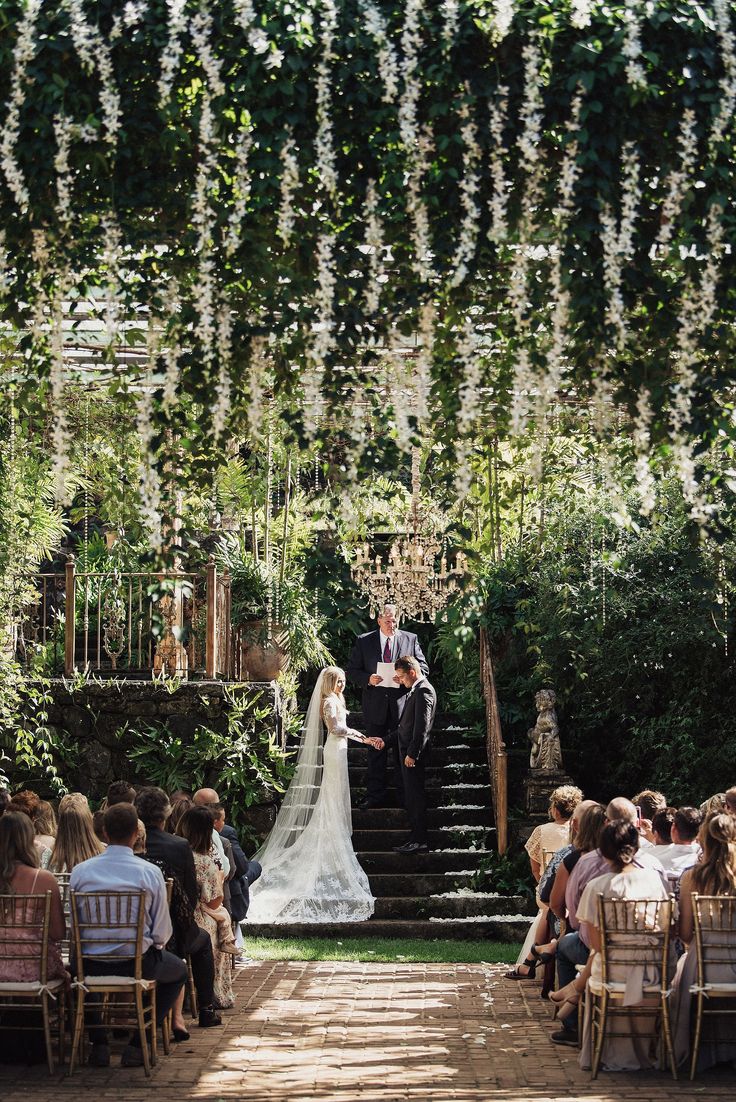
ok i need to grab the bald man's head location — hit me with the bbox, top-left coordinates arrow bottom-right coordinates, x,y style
193,788 -> 219,806
571,799 -> 599,832
606,797 -> 637,824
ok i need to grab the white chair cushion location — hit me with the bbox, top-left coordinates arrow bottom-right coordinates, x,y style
79,975 -> 155,989
0,979 -> 65,993
588,978 -> 662,997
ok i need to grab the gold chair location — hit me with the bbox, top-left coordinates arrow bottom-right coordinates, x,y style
52,871 -> 72,965
689,894 -> 736,1080
589,895 -> 676,1079
69,889 -> 157,1076
541,848 -> 556,875
0,891 -> 67,1074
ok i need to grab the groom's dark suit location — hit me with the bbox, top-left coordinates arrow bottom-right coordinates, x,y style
397,678 -> 436,845
346,629 -> 428,805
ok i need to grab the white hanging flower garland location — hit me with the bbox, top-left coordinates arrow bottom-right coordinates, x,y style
277,130 -> 299,246
0,0 -> 43,210
450,91 -> 482,288
159,0 -> 189,105
621,0 -> 647,90
633,386 -> 656,515
487,87 -> 509,244
314,0 -> 339,198
361,1 -> 399,102
363,178 -> 386,316
656,109 -> 698,250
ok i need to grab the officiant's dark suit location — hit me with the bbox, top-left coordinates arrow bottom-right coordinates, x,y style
396,672 -> 436,848
346,610 -> 428,808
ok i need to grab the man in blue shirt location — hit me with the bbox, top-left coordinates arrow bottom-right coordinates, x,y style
70,802 -> 187,1067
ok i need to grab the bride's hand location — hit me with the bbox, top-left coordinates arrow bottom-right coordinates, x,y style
367,737 -> 384,750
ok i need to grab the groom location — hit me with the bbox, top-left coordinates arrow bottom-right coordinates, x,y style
393,655 -> 436,854
346,603 -> 428,810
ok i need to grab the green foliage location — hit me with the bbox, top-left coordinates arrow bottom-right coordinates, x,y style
126,685 -> 294,844
471,850 -> 535,904
0,655 -> 72,795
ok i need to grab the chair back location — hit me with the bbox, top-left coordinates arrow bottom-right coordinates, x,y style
70,890 -> 146,980
597,895 -> 674,991
541,849 -> 555,874
692,894 -> 736,988
0,892 -> 53,984
52,872 -> 72,961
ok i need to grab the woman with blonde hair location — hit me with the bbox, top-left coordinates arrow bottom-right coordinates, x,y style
247,665 -> 382,923
672,812 -> 736,1070
47,804 -> 105,872
58,792 -> 91,815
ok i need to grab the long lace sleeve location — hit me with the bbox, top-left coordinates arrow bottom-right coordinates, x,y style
323,696 -> 365,742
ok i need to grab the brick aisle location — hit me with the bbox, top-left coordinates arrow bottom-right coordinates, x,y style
0,961 -> 733,1102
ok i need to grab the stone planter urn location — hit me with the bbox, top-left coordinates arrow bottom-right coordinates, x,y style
238,622 -> 288,681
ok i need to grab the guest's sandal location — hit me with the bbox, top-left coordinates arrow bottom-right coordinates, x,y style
504,955 -> 538,980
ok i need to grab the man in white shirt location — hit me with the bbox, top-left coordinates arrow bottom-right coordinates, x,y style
651,806 -> 702,874
70,802 -> 187,1067
193,787 -> 230,875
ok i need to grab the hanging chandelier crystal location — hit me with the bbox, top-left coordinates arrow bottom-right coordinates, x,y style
351,450 -> 466,622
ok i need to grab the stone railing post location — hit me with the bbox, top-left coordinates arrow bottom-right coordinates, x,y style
205,556 -> 217,679
64,556 -> 76,676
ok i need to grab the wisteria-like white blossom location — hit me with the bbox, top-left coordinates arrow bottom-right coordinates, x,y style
100,211 -> 125,351
53,114 -> 73,226
491,0 -> 515,42
710,0 -> 736,151
226,126 -> 254,255
398,0 -> 424,150
246,335 -> 268,438
190,2 -> 225,98
414,301 -> 435,424
407,125 -> 435,281
0,231 -> 9,299
191,93 -> 218,369
487,88 -> 509,243
361,1 -> 400,102
61,0 -> 121,144
212,301 -> 233,439
0,0 -> 43,210
599,142 -> 640,349
570,0 -> 594,29
277,131 -> 299,246
621,0 -> 647,90
136,374 -> 163,549
50,289 -> 71,504
450,94 -> 482,288
656,109 -> 698,250
441,0 -> 460,50
314,0 -> 339,197
363,178 -> 385,315
633,386 -> 656,515
303,230 -> 337,436
159,0 -> 188,104
517,38 -> 544,175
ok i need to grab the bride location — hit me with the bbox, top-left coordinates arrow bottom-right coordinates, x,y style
245,666 -> 383,923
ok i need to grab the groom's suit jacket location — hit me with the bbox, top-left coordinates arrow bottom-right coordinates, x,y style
398,678 -> 437,761
346,629 -> 429,729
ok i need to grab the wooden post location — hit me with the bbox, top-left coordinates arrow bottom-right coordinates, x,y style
205,557 -> 217,679
480,627 -> 508,855
64,556 -> 76,676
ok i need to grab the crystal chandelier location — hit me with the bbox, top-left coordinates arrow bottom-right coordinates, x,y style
351,450 -> 465,622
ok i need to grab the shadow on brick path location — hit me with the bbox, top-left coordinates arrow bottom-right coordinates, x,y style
0,961 -> 733,1101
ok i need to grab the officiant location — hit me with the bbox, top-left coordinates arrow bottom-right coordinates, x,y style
346,604 -> 429,810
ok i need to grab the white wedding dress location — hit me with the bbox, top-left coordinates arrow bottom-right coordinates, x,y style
246,673 -> 375,924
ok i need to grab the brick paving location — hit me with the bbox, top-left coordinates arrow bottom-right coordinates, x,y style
0,961 -> 733,1102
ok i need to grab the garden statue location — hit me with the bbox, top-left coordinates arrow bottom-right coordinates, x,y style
528,689 -> 563,772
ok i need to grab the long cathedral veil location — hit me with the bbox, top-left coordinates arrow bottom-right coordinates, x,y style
253,669 -> 327,867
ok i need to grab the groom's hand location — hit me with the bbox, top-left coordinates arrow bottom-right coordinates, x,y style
404,755 -> 416,768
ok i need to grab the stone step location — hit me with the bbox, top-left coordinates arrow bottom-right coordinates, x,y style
344,783 -> 492,804
351,826 -> 494,850
373,895 -> 531,920
365,872 -> 478,895
356,849 -> 493,873
347,743 -> 486,765
242,917 -> 530,942
351,805 -> 490,830
348,761 -> 488,786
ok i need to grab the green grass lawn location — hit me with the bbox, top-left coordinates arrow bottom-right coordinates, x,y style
244,936 -> 521,964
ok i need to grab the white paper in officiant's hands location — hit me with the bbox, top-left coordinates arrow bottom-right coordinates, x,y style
376,662 -> 398,688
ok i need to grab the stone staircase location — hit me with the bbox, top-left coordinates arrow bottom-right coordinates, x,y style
244,715 -> 534,941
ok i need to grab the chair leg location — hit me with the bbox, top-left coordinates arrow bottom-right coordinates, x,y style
162,1009 -> 171,1056
186,957 -> 198,1019
41,991 -> 55,1075
134,988 -> 152,1077
690,992 -> 703,1080
660,996 -> 678,1080
58,989 -> 66,1068
591,992 -> 607,1079
150,987 -> 158,1067
69,988 -> 85,1076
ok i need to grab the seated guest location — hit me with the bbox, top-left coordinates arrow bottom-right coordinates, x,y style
167,795 -> 193,835
725,786 -> 736,816
651,806 -> 675,846
192,789 -> 230,875
571,820 -> 671,1068
524,786 -> 582,883
700,792 -> 726,817
214,803 -> 262,925
548,801 -> 606,931
632,789 -> 666,845
69,803 -> 186,1068
7,789 -> 41,820
651,806 -> 701,874
0,812 -> 67,985
552,797 -> 667,1044
32,800 -> 57,857
58,792 -> 91,814
672,812 -> 736,1071
177,807 -> 235,1010
134,786 -> 222,1030
48,804 -> 105,872
133,820 -> 146,854
107,781 -> 136,807
92,810 -> 107,844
